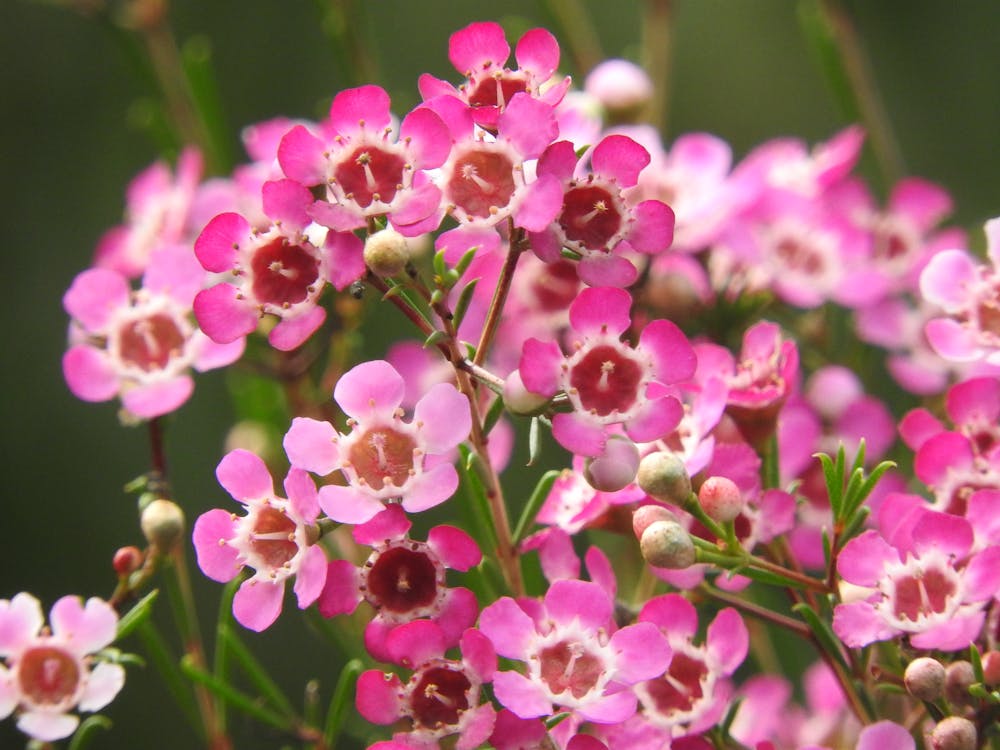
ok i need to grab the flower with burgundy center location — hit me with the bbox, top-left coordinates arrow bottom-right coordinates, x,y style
62,245 -> 243,419
479,579 -> 671,724
834,508 -> 1000,650
279,85 -> 452,237
519,286 -> 696,458
283,359 -> 472,524
418,21 -> 570,131
635,594 -> 747,737
192,450 -> 327,632
316,505 -> 480,662
0,593 -> 125,742
193,179 -> 364,351
356,622 -> 497,750
529,136 -> 676,288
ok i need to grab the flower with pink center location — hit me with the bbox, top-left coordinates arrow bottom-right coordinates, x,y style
921,217 -> 1000,365
62,244 -> 244,419
479,579 -> 671,724
418,21 -> 570,131
635,594 -> 748,737
528,135 -> 676,287
356,622 -> 496,750
316,505 -> 480,661
94,147 -> 203,278
278,86 -> 451,237
833,507 -> 1000,650
193,179 -> 364,351
283,359 -> 471,523
192,450 -> 327,632
519,286 -> 697,457
0,593 -> 125,742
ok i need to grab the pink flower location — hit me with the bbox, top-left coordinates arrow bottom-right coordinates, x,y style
584,60 -> 652,111
519,286 -> 696,457
192,450 -> 327,631
356,622 -> 496,750
418,21 -> 570,131
529,135 -> 676,287
193,179 -> 364,351
479,579 -> 671,724
279,86 -> 451,236
0,593 -> 125,742
283,360 -> 471,523
316,505 -> 480,662
62,245 -> 243,419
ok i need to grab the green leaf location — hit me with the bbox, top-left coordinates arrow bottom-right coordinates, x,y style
323,659 -> 364,747
135,620 -> 203,736
181,35 -> 234,173
68,715 -> 113,750
454,246 -> 479,278
457,445 -> 498,550
181,655 -> 294,732
432,249 -> 446,279
792,602 -> 850,673
116,590 -> 159,641
423,330 -> 448,349
513,470 -> 561,544
797,0 -> 861,123
528,416 -> 541,466
430,288 -> 444,307
452,278 -> 480,331
482,392 -> 506,437
218,624 -> 296,718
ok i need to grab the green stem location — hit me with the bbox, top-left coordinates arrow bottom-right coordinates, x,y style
641,0 -> 673,131
699,584 -> 810,638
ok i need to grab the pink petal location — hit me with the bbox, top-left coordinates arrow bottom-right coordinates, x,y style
914,431 -> 973,485
50,596 -> 117,655
63,268 -> 130,331
552,412 -> 607,457
947,376 -> 1000,425
576,689 -> 638,724
518,338 -> 563,398
192,332 -> 245,372
891,178 -> 952,231
268,306 -> 326,351
401,463 -> 459,513
262,179 -> 312,229
352,504 -> 410,545
17,712 -> 79,742
836,530 -> 899,587
232,579 -> 285,632
78,661 -> 125,712
0,593 -> 44,657
449,21 -> 509,75
334,360 -> 406,420
706,608 -> 748,674
194,213 -> 249,273
293,545 -> 327,609
988,217 -> 1000,266
437,587 -> 479,646
399,106 -> 451,169
910,612 -> 986,652
515,27 -> 559,78
577,252 -> 638,288
193,284 -> 257,344
492,670 -> 552,718
831,600 -> 896,648
192,509 -> 241,582
216,449 -> 273,502
967,490 -> 1000,546
316,559 -> 362,617
456,703 -> 497,750
499,94 -> 557,159
461,627 -> 497,681
544,579 -> 611,630
536,529 -> 581,582
856,721 -> 915,750
625,395 -> 684,443
414,383 -> 472,454
584,547 -> 616,599
436,225 -> 502,264
309,200 -> 366,233
329,85 -> 392,136
121,376 -> 194,418
537,140 -> 578,182
963,546 -> 1000,602
609,622 -> 671,683
317,484 -> 384,524
627,200 -> 676,253
592,134 -> 650,188
919,250 -> 977,311
925,318 -> 982,362
389,181 -> 443,229
569,286 -> 633,338
356,670 -> 404,724
911,511 -> 973,558
62,346 -> 119,403
427,525 -> 481,571
479,597 -> 536,659
386,620 -> 446,668
515,173 -> 563,232
284,417 -> 340,475
639,593 -> 698,637
898,408 -> 943,451
277,125 -> 327,186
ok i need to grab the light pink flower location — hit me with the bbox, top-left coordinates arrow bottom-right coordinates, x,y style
0,593 -> 125,742
192,450 -> 327,631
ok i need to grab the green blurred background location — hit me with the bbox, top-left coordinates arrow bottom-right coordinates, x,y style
2,1 -> 999,747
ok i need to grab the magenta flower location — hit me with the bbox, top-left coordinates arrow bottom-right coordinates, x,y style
528,135 -> 676,287
0,593 -> 125,742
279,85 -> 451,237
479,579 -> 671,724
62,245 -> 243,419
519,286 -> 696,457
356,622 -> 496,750
316,505 -> 480,662
418,20 -> 570,131
192,450 -> 327,632
283,359 -> 471,523
834,507 -> 1000,650
193,179 -> 364,351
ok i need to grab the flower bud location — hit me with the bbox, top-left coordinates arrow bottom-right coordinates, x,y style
113,546 -> 144,578
640,520 -> 695,569
698,476 -> 743,523
141,498 -> 185,553
982,651 -> 1000,686
945,660 -> 975,708
584,59 -> 653,122
632,504 -> 679,539
585,435 -> 640,493
636,451 -> 691,504
502,369 -> 549,415
363,228 -> 409,278
904,657 -> 946,702
931,717 -> 977,750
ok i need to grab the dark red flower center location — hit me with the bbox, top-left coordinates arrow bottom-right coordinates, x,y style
538,640 -> 604,699
366,544 -> 439,613
466,72 -> 528,111
347,426 -> 416,491
250,238 -> 320,307
118,313 -> 186,372
892,567 -> 956,621
18,646 -> 80,707
773,235 -> 825,275
642,652 -> 708,714
248,505 -> 298,570
447,147 -> 516,219
333,145 -> 405,208
559,185 -> 622,250
530,259 -> 581,313
409,664 -> 472,728
569,344 -> 643,416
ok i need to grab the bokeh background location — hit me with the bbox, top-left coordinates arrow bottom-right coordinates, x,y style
2,1 -> 1000,747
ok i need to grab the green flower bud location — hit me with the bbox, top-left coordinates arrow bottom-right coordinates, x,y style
636,451 -> 691,504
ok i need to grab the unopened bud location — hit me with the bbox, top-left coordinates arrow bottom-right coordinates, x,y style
931,717 -> 977,750
502,369 -> 549,415
585,436 -> 640,493
904,657 -> 946,702
640,520 -> 695,569
632,504 -> 679,539
113,546 -> 144,578
698,476 -> 743,523
945,661 -> 975,707
982,651 -> 1000,686
584,59 -> 653,121
363,228 -> 409,278
636,451 -> 691,504
141,498 -> 185,553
